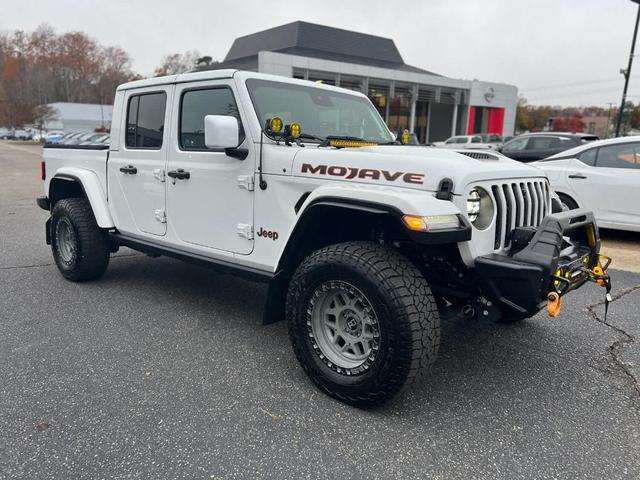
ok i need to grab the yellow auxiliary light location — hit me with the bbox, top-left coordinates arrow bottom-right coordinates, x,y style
290,122 -> 301,139
401,129 -> 411,145
328,139 -> 378,148
270,117 -> 283,134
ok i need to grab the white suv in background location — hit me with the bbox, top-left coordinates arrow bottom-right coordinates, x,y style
532,136 -> 640,232
431,135 -> 495,150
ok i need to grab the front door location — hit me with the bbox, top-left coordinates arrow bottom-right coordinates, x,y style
108,87 -> 172,236
166,81 -> 254,254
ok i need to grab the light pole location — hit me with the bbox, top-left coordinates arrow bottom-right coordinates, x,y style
615,0 -> 640,137
605,102 -> 615,138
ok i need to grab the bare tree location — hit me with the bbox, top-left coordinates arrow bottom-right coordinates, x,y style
153,51 -> 202,76
0,24 -> 139,128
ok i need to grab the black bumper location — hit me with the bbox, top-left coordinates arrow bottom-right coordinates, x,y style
475,209 -> 601,319
36,196 -> 50,211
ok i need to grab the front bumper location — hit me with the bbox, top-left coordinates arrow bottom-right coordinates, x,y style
475,209 -> 604,319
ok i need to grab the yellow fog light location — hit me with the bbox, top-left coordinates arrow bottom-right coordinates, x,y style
401,129 -> 410,145
290,122 -> 301,139
269,117 -> 283,134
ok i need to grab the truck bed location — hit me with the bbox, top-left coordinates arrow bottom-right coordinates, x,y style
42,144 -> 110,200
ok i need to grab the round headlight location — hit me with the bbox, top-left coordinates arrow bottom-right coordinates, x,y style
466,187 -> 494,230
467,189 -> 481,222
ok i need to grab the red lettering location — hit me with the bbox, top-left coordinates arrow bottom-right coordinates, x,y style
358,169 -> 381,180
403,173 -> 425,184
328,166 -> 348,176
381,170 -> 403,181
301,163 -> 327,175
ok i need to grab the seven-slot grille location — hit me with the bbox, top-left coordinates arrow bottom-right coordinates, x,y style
491,180 -> 551,251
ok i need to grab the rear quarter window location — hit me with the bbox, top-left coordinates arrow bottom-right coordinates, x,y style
578,148 -> 597,166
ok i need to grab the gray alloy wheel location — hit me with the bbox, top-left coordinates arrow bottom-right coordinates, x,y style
55,216 -> 77,265
308,280 -> 380,375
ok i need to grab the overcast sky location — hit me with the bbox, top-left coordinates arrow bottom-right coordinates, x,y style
2,0 -> 639,106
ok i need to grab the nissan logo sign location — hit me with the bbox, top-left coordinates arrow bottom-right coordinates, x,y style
484,87 -> 495,103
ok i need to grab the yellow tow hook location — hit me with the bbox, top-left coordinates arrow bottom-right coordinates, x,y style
547,291 -> 562,318
589,256 -> 613,321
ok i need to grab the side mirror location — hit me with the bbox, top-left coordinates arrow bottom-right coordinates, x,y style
204,115 -> 239,149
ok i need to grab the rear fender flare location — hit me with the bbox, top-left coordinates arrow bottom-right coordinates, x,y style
49,168 -> 114,228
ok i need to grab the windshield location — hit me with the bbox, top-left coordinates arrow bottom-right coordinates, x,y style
246,79 -> 394,144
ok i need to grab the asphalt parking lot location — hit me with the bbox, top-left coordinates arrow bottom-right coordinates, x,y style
1,141 -> 639,479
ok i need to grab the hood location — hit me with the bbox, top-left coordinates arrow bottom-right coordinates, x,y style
291,145 -> 547,194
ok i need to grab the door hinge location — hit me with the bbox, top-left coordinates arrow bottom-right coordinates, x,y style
237,223 -> 254,240
154,209 -> 167,223
237,175 -> 255,191
154,169 -> 166,182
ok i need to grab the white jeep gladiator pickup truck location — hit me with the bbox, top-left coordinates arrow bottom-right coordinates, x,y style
37,70 -> 611,406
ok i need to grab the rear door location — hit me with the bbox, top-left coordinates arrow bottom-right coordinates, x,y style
108,87 -> 172,236
569,142 -> 640,227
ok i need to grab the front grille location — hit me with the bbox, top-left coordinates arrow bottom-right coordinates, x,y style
491,180 -> 551,251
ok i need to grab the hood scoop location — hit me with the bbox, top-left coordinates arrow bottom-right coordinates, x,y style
455,150 -> 501,161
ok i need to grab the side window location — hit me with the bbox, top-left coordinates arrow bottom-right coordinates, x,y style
578,148 -> 598,166
529,136 -> 560,150
503,136 -> 528,151
471,136 -> 482,143
180,87 -> 244,150
126,92 -> 167,149
596,143 -> 640,169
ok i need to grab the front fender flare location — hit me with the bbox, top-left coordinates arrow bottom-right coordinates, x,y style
299,184 -> 463,218
276,183 -> 467,270
49,167 -> 114,228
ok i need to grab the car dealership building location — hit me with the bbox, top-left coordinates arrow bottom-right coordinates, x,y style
211,21 -> 518,143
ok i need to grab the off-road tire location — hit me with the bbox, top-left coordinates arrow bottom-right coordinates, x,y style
51,198 -> 110,282
286,241 -> 440,407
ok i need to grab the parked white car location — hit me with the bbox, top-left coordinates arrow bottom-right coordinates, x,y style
432,135 -> 495,150
532,136 -> 640,232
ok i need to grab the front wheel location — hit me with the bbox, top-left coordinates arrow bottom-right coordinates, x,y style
557,193 -> 579,210
286,242 -> 440,407
51,198 -> 110,282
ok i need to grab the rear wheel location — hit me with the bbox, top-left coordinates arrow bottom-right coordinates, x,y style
286,242 -> 440,407
51,198 -> 110,281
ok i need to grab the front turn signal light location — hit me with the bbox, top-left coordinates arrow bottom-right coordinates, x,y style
402,215 -> 427,232
403,214 -> 461,232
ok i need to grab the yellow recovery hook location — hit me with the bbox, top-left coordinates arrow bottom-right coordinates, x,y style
547,255 -> 612,320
